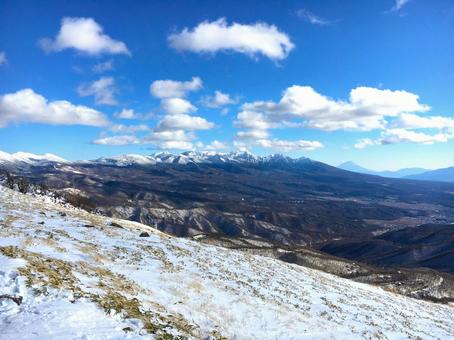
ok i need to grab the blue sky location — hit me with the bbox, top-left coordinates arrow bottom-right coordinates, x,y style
1,0 -> 454,170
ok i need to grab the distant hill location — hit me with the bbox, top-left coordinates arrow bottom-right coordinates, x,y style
405,166 -> 454,183
338,161 -> 427,178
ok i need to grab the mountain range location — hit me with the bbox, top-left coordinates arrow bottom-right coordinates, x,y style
0,150 -> 311,167
406,166 -> 454,183
2,150 -> 453,184
1,149 -> 454,277
338,160 -> 454,183
338,161 -> 428,178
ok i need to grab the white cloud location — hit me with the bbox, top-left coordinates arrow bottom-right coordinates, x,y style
234,85 -> 449,151
145,107 -> 214,149
114,108 -> 137,119
201,90 -> 237,108
0,88 -> 109,128
392,113 -> 454,130
256,138 -> 323,151
92,135 -> 140,146
240,85 -> 430,132
146,129 -> 194,142
296,9 -> 335,26
146,76 -> 215,149
390,0 -> 410,11
144,129 -> 195,150
109,124 -> 150,133
168,18 -> 294,61
195,140 -> 228,151
0,52 -> 7,66
236,129 -> 270,140
150,77 -> 202,98
380,128 -> 450,145
354,138 -> 377,149
93,59 -> 114,73
234,110 -> 273,130
93,128 -> 197,149
157,114 -> 214,131
161,98 -> 196,115
355,128 -> 453,148
155,140 -> 194,150
39,17 -> 130,56
77,77 -> 117,106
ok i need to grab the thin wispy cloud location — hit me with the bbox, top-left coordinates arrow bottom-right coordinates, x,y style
388,0 -> 411,12
295,9 -> 336,26
114,108 -> 137,119
394,0 -> 411,11
93,59 -> 114,73
0,52 -> 7,66
77,77 -> 118,106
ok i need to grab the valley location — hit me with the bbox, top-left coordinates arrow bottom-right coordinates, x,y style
0,185 -> 453,338
2,151 -> 454,277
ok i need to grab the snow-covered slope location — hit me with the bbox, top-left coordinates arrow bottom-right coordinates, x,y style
0,150 -> 68,166
0,186 -> 453,339
94,154 -> 157,166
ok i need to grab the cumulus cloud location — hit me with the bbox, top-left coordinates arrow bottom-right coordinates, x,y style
92,135 -> 140,146
392,113 -> 454,130
93,59 -> 114,73
144,129 -> 195,150
0,88 -> 109,128
0,52 -> 7,66
109,124 -> 150,133
93,128 -> 197,149
234,110 -> 274,130
168,18 -> 294,61
355,129 -> 453,149
145,76 -> 214,149
201,90 -> 237,108
161,98 -> 196,115
114,108 -> 137,119
239,85 -> 430,132
380,129 -> 451,145
234,85 -> 452,151
156,114 -> 214,131
77,77 -> 117,106
354,138 -> 376,149
150,77 -> 202,98
236,129 -> 270,140
148,109 -> 214,149
156,140 -> 194,149
145,129 -> 194,142
195,140 -> 228,151
296,9 -> 335,26
39,17 -> 130,56
256,138 -> 323,151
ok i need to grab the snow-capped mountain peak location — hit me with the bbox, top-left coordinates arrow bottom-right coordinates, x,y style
94,154 -> 157,166
0,150 -> 68,165
0,149 -> 313,168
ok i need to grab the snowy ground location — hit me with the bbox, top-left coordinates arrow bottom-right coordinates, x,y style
0,186 -> 453,339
